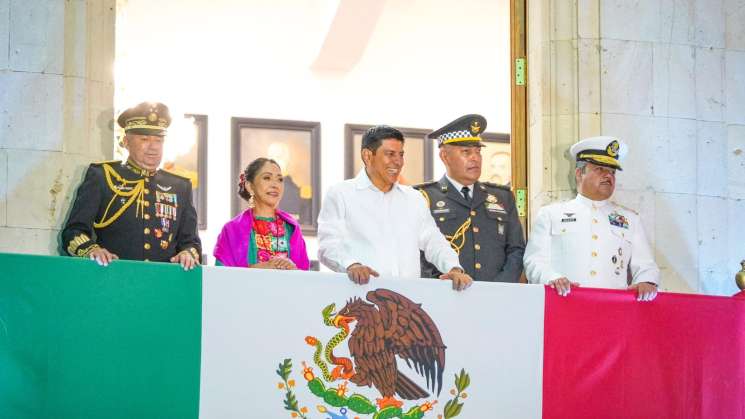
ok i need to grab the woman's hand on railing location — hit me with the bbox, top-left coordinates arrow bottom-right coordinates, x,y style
269,256 -> 297,270
250,256 -> 297,270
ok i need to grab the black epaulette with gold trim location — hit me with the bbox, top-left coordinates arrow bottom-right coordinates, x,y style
481,181 -> 511,191
412,181 -> 438,191
160,168 -> 191,181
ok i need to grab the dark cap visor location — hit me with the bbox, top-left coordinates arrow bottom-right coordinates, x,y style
439,140 -> 486,148
125,128 -> 167,137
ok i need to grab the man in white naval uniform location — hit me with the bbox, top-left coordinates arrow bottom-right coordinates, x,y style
523,136 -> 660,301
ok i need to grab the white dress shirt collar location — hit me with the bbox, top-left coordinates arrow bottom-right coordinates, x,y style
354,169 -> 401,193
445,174 -> 474,197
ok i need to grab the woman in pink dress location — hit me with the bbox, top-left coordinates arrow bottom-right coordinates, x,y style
214,158 -> 309,270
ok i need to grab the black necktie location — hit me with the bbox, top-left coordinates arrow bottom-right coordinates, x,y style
461,186 -> 471,202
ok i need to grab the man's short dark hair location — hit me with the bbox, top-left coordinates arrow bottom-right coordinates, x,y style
361,125 -> 404,153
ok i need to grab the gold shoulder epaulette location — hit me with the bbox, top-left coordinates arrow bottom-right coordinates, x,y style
481,181 -> 511,191
412,181 -> 438,190
612,201 -> 639,215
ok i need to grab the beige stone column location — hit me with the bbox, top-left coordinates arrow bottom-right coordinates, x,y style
0,0 -> 115,254
527,0 -> 745,294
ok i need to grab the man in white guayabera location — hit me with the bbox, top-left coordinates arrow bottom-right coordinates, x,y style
318,125 -> 473,291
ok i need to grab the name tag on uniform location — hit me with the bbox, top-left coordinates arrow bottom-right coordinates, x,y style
561,212 -> 577,222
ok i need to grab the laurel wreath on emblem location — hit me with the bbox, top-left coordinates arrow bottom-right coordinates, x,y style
469,121 -> 481,135
606,141 -> 620,157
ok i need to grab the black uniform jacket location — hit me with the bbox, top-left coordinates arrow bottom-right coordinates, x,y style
62,160 -> 201,262
415,176 -> 525,282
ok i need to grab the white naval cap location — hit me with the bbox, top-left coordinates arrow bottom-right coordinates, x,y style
569,136 -> 628,171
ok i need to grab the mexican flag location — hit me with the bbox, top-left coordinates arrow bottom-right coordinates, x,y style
1,253 -> 743,419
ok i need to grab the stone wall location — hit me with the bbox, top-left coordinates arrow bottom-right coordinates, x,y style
528,0 -> 745,294
0,0 -> 115,254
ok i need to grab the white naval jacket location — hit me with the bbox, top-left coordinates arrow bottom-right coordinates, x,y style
524,194 -> 660,288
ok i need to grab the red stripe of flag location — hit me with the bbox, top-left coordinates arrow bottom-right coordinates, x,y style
543,287 -> 745,419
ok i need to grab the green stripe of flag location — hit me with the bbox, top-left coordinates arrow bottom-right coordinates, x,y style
0,253 -> 202,419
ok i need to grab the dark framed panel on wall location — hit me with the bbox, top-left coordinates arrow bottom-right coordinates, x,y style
231,117 -> 321,235
163,114 -> 208,230
480,132 -> 511,186
344,124 -> 433,185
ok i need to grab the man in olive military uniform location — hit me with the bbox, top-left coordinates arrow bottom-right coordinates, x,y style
415,114 -> 525,282
61,102 -> 201,269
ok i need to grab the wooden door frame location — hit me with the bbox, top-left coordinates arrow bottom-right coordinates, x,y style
510,0 -> 528,230
511,0 -> 529,282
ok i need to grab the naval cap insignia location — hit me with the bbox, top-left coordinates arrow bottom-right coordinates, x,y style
606,140 -> 620,157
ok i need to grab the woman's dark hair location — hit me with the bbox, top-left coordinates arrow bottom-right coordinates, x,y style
237,157 -> 280,201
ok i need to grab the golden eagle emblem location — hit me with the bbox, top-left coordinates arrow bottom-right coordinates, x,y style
335,289 -> 445,407
276,288 -> 472,418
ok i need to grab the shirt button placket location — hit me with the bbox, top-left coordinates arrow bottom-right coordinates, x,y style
384,191 -> 398,277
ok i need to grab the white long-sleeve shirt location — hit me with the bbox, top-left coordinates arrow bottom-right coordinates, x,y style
318,170 -> 462,278
524,194 -> 659,288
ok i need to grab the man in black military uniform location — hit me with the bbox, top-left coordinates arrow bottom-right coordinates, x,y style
61,102 -> 201,269
415,114 -> 525,282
